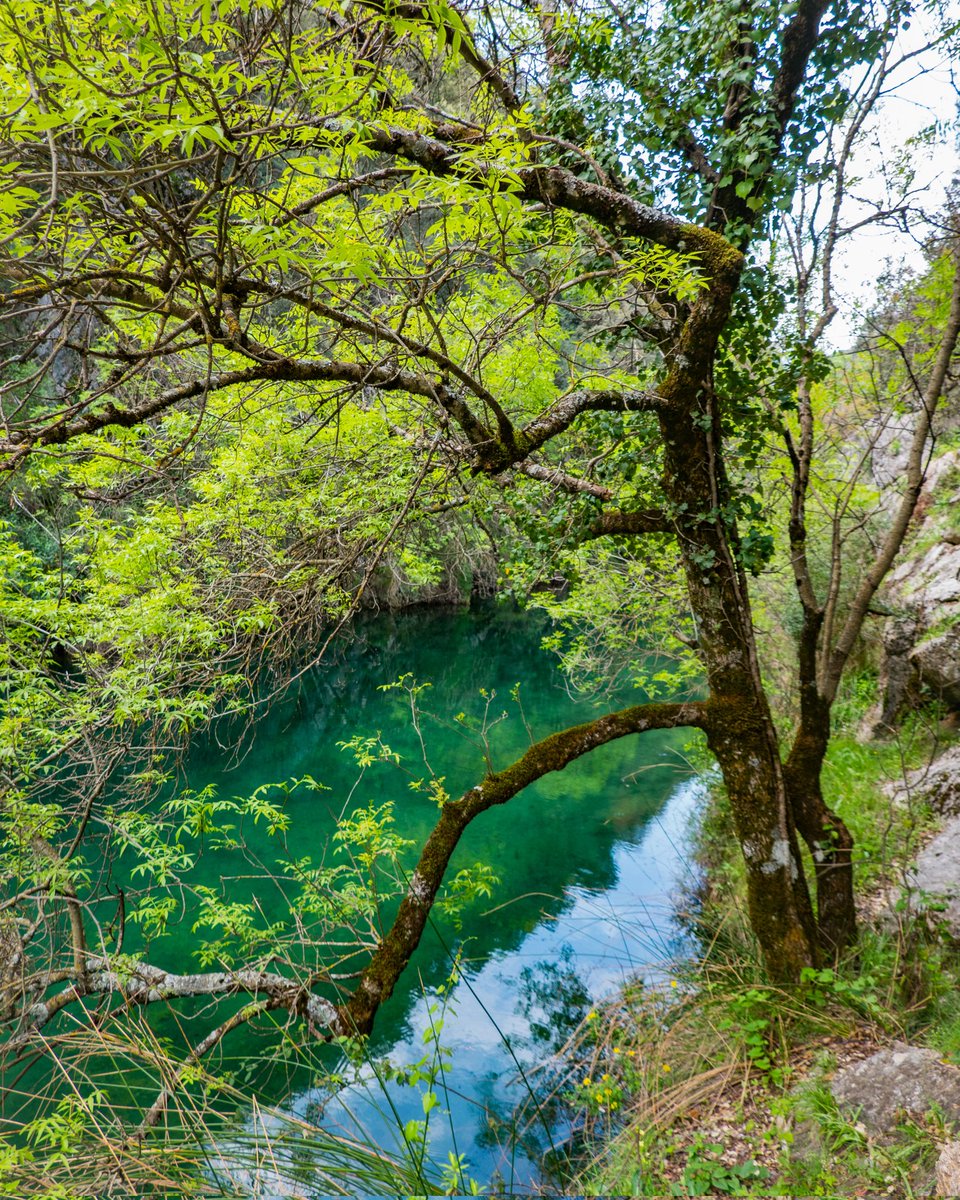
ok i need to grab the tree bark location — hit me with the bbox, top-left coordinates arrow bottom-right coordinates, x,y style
655,303 -> 819,979
783,722 -> 856,956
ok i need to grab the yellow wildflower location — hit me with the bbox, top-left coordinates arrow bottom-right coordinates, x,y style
662,1063 -> 672,1073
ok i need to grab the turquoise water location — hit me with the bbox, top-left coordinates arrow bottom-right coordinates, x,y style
160,604 -> 702,1194
5,604 -> 699,1191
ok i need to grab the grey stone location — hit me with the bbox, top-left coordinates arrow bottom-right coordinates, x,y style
889,541 -> 960,607
868,612 -> 922,734
910,815 -> 960,937
922,447 -> 960,501
871,413 -> 921,495
864,446 -> 960,735
873,442 -> 960,516
937,1141 -> 960,1197
893,746 -> 960,816
911,630 -> 960,708
831,1042 -> 960,1132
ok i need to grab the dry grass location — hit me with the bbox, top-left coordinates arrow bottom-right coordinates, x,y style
0,1020 -> 432,1199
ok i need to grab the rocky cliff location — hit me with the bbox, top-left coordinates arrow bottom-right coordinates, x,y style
869,446 -> 960,731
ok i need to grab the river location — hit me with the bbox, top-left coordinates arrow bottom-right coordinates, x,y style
136,604 -> 702,1194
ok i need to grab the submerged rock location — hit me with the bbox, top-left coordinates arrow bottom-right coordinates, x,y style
831,1042 -> 960,1132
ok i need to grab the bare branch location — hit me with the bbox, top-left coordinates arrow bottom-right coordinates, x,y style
824,236 -> 960,700
8,959 -> 339,1050
517,461 -> 614,499
135,999 -> 278,1135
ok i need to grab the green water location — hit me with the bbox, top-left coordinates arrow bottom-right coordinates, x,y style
175,604 -> 700,1191
20,604 -> 701,1191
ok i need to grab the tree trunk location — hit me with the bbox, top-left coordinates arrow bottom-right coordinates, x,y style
706,709 -> 820,981
657,337 -> 819,982
786,607 -> 857,956
784,724 -> 857,956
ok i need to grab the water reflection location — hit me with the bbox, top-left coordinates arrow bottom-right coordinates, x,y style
218,777 -> 702,1195
178,605 -> 702,1192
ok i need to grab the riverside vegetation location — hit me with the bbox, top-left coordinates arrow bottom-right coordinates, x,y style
562,719 -> 960,1196
1,0 -> 960,1193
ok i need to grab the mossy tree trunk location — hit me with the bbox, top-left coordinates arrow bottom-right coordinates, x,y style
656,340 -> 821,979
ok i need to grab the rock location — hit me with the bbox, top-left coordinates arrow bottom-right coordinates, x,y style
909,815 -> 960,938
891,745 -> 960,816
888,539 -> 960,609
869,569 -> 960,739
937,1142 -> 960,1197
911,629 -> 960,709
924,447 -> 960,499
866,612 -> 922,735
882,750 -> 960,935
870,447 -> 960,727
831,1042 -> 960,1133
871,412 -> 921,496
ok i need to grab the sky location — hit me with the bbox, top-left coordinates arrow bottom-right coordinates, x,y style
824,6 -> 959,347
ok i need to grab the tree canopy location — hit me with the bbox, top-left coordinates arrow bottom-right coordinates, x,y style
0,0 -> 959,1184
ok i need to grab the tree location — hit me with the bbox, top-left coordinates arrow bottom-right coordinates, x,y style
0,0 -> 958,1126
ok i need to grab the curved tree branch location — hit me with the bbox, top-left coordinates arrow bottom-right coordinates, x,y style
0,357 -> 458,467
5,701 -> 709,1055
517,387 -> 665,456
341,697 -> 711,1034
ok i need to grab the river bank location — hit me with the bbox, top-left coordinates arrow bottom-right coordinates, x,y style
567,721 -> 960,1197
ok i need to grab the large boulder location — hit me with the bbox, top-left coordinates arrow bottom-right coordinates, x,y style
911,629 -> 960,709
891,745 -> 960,816
831,1042 -> 960,1132
881,753 -> 960,936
